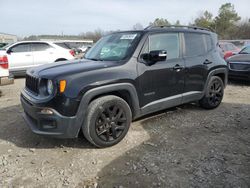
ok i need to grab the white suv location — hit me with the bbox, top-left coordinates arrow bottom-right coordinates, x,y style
0,41 -> 76,76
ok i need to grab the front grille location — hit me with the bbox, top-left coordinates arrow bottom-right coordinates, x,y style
25,75 -> 39,95
229,62 -> 250,71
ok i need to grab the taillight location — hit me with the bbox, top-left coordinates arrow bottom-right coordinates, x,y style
0,55 -> 8,69
69,50 -> 75,57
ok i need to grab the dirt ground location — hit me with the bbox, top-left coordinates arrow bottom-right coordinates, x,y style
0,78 -> 249,188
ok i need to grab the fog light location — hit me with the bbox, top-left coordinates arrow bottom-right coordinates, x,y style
40,109 -> 53,115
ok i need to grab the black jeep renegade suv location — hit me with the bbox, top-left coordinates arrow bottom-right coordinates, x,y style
21,26 -> 228,147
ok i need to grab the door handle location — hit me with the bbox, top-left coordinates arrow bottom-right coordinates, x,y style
173,64 -> 184,72
203,59 -> 212,65
25,54 -> 31,57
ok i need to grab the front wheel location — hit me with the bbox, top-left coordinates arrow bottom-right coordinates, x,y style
199,76 -> 224,109
82,95 -> 132,148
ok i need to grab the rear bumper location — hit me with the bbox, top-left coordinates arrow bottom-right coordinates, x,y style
20,92 -> 80,138
0,76 -> 14,86
229,70 -> 250,81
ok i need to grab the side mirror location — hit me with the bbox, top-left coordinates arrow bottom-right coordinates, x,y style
6,49 -> 12,54
141,50 -> 167,65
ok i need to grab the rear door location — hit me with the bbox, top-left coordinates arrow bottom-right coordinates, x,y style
183,32 -> 213,100
7,43 -> 33,72
31,42 -> 55,66
137,32 -> 185,109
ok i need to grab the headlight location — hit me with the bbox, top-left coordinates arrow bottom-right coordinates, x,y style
47,80 -> 54,95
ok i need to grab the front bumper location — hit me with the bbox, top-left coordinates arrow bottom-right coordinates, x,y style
20,93 -> 80,138
229,70 -> 250,81
0,76 -> 14,86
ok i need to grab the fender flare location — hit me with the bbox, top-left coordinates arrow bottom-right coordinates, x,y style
203,67 -> 228,95
72,83 -> 141,137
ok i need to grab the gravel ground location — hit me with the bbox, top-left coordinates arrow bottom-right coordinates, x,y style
0,78 -> 249,188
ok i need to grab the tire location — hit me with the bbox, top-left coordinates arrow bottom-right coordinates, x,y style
82,95 -> 132,148
199,76 -> 224,109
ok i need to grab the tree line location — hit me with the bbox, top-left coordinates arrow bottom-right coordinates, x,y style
193,3 -> 249,39
147,3 -> 250,40
24,3 -> 249,42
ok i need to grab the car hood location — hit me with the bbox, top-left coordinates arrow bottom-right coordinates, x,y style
227,54 -> 250,62
27,59 -> 120,79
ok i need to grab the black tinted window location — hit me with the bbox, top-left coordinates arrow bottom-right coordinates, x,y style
149,33 -> 179,59
184,33 -> 206,56
32,43 -> 51,51
55,42 -> 71,49
11,44 -> 30,53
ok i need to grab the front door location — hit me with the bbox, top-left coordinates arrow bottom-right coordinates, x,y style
8,43 -> 33,73
137,32 -> 185,113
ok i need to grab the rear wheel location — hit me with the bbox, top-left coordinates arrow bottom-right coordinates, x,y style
82,95 -> 132,148
199,76 -> 224,109
55,58 -> 67,62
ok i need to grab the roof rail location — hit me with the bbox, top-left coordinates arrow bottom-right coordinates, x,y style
144,25 -> 212,32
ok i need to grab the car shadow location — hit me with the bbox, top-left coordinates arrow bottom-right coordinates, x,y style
0,103 -> 200,150
92,102 -> 250,188
0,104 -> 93,149
0,102 -> 250,187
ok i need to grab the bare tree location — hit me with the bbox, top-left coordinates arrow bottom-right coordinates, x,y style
132,23 -> 144,30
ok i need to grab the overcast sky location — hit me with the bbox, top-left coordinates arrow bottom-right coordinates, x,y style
1,0 -> 249,37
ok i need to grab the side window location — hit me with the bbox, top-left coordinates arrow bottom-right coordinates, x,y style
204,34 -> 212,51
224,44 -> 230,51
32,43 -> 51,51
219,44 -> 225,52
149,33 -> 179,59
241,46 -> 250,54
11,44 -> 30,53
54,42 -> 71,49
228,44 -> 236,51
184,33 -> 206,57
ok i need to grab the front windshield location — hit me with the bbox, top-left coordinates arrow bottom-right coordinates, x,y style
85,32 -> 142,61
240,46 -> 250,54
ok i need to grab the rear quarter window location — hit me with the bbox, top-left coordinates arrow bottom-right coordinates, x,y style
54,43 -> 71,49
204,34 -> 213,51
184,33 -> 211,57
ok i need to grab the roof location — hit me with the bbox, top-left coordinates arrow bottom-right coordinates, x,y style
9,40 -> 53,44
112,25 -> 213,35
144,25 -> 212,32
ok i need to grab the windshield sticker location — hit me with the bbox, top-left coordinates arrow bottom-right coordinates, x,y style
120,34 -> 137,40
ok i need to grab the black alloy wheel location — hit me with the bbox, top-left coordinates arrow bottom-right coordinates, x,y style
95,105 -> 127,142
199,76 -> 224,109
83,95 -> 132,147
207,79 -> 223,106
